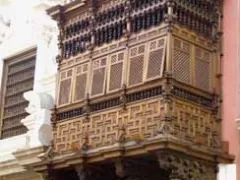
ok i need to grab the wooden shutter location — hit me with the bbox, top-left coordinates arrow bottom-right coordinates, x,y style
1,53 -> 35,139
108,51 -> 124,92
195,48 -> 211,91
146,37 -> 166,80
73,63 -> 88,102
172,38 -> 191,84
128,44 -> 145,87
91,57 -> 107,97
58,69 -> 73,106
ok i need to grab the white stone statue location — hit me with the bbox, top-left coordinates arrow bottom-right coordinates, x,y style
21,91 -> 54,148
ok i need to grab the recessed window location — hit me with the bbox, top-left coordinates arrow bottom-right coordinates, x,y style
0,48 -> 36,139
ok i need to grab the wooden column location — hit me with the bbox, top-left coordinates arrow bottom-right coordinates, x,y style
165,0 -> 175,74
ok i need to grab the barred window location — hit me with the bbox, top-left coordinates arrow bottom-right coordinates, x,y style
0,48 -> 36,139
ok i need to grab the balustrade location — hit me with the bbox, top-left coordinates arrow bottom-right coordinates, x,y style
61,0 -> 219,59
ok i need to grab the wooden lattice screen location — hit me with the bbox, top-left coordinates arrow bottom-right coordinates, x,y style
108,51 -> 124,93
128,44 -> 146,87
146,38 -> 166,80
58,69 -> 73,106
172,38 -> 191,84
172,38 -> 212,91
91,57 -> 107,97
128,37 -> 166,87
57,37 -> 167,105
195,48 -> 211,91
73,63 -> 89,102
0,49 -> 36,139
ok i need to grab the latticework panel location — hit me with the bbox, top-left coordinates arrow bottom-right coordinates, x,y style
54,96 -> 220,154
128,44 -> 145,86
91,57 -> 107,97
172,98 -> 220,148
195,48 -> 211,91
1,56 -> 35,139
58,69 -> 73,106
146,38 -> 166,80
172,39 -> 191,84
108,52 -> 124,92
73,63 -> 88,102
54,99 -> 165,154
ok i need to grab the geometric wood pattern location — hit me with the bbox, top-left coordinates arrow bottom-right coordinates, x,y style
54,97 -> 220,154
91,57 -> 107,97
146,38 -> 166,80
172,38 -> 191,84
195,48 -> 211,91
128,44 -> 145,87
73,63 -> 88,102
54,98 -> 165,154
108,52 -> 124,92
172,99 -> 219,147
57,38 -> 168,106
58,69 -> 73,106
172,37 -> 212,92
49,1 -> 225,179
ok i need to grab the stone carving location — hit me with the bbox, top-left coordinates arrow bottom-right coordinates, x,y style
157,152 -> 211,180
21,91 -> 54,148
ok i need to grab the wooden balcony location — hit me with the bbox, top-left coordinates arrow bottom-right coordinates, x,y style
42,0 -> 232,179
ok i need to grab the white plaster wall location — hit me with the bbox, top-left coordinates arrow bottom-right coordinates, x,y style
0,0 -> 63,97
0,0 -> 64,177
218,164 -> 237,180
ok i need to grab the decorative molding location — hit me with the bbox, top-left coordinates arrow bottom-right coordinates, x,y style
21,91 -> 54,147
157,151 -> 215,180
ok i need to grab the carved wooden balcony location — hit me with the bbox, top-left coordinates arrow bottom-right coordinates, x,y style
45,0 -> 231,179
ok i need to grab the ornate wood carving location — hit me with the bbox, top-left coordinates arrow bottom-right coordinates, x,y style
54,96 -> 220,154
46,1 -> 229,179
157,151 -> 216,180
